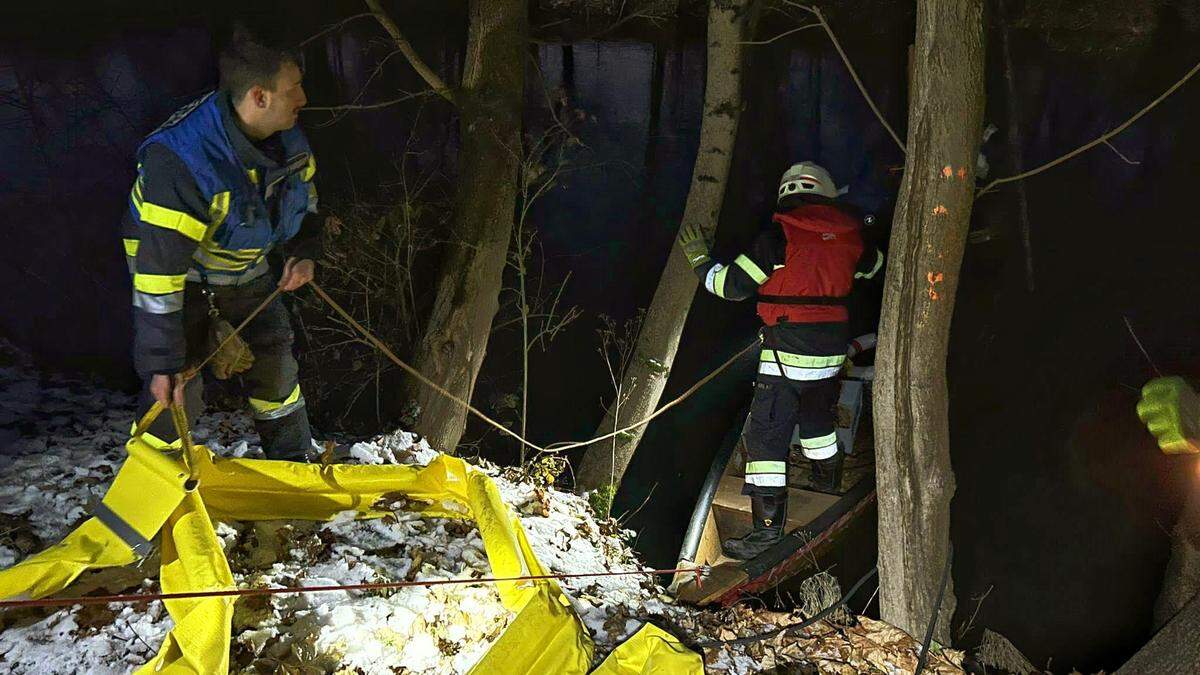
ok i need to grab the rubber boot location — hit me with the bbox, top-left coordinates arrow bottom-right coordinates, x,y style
722,492 -> 788,560
808,451 -> 844,493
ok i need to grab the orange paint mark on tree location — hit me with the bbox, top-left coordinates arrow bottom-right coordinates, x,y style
927,271 -> 944,301
957,167 -> 968,180
932,205 -> 948,216
942,166 -> 953,178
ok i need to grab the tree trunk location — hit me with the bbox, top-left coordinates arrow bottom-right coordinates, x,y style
400,0 -> 526,453
874,0 -> 984,645
574,0 -> 757,500
1120,586 -> 1200,674
998,0 -> 1035,292
1153,483 -> 1200,629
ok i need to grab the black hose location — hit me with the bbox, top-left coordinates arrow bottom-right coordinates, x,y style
913,553 -> 953,675
696,565 -> 879,648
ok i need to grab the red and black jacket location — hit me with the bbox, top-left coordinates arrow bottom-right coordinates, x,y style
693,204 -> 882,374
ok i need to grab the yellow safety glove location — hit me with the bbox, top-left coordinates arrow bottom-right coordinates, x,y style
677,223 -> 712,268
1137,376 -> 1200,455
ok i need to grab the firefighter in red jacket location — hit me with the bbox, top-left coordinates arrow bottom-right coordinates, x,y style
679,161 -> 883,560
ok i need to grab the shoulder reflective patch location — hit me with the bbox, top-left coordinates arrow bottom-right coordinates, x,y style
147,91 -> 215,136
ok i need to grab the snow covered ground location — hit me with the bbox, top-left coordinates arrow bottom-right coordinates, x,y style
0,347 -> 966,674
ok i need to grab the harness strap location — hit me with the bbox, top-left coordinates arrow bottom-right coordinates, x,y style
88,498 -> 154,557
756,294 -> 847,306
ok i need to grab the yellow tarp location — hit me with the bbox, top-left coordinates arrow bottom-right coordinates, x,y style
0,405 -> 701,674
592,623 -> 705,674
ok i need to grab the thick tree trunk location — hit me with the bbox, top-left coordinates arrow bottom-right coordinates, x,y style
874,0 -> 984,645
401,0 -> 526,453
1153,483 -> 1200,629
1120,586 -> 1200,674
574,0 -> 757,499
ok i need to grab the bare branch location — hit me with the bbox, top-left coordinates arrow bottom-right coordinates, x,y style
304,90 -> 433,113
363,0 -> 456,104
785,2 -> 906,153
977,57 -> 1200,198
298,12 -> 375,48
738,23 -> 820,46
1103,139 -> 1141,165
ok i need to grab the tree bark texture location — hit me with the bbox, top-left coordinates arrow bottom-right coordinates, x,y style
874,0 -> 984,645
1120,585 -> 1200,674
1153,482 -> 1200,629
401,0 -> 527,453
575,0 -> 757,497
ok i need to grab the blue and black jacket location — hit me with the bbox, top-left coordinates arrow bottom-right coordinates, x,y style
120,90 -> 324,375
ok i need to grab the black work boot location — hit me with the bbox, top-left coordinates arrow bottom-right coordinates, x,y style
722,493 -> 788,560
808,452 -> 844,493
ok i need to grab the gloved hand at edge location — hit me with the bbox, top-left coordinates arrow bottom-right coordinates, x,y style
1137,376 -> 1200,455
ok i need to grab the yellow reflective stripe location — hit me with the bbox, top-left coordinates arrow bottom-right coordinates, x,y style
760,349 -> 845,368
745,460 -> 787,474
855,249 -> 884,280
302,155 -> 316,181
200,239 -> 262,260
133,273 -> 187,294
123,238 -> 140,257
733,254 -> 768,285
248,384 -> 302,415
246,168 -> 259,185
800,432 -> 838,449
136,200 -> 207,242
192,248 -> 252,271
208,191 -> 231,227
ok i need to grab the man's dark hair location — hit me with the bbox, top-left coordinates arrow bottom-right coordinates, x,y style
218,20 -> 302,102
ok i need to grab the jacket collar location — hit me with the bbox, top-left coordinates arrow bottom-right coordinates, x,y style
217,89 -> 282,170
773,204 -> 859,234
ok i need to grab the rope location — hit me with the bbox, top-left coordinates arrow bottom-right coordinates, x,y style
913,553 -> 953,675
309,280 -> 756,454
0,566 -> 705,610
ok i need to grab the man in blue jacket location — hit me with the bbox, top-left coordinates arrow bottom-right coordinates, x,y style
121,23 -> 335,460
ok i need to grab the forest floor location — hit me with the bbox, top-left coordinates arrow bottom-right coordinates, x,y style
0,343 -> 966,674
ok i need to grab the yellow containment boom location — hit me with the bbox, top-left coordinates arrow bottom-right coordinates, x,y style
0,403 -> 700,675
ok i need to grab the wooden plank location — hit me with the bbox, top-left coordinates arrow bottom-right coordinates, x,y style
1118,592 -> 1200,674
711,474 -> 840,531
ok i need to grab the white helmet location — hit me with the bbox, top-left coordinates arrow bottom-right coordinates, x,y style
778,161 -> 839,202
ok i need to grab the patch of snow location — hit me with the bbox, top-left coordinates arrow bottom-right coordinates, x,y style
0,344 -> 963,674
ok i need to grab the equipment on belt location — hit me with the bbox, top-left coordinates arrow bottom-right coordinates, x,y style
202,286 -> 254,380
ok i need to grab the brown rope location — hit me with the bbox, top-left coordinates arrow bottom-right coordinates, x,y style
0,566 -> 706,610
309,281 -> 756,454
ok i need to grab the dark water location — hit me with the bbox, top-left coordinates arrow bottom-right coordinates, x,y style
3,4 -> 1200,671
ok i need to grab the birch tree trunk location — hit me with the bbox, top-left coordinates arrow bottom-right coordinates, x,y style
874,0 -> 984,645
399,0 -> 526,453
574,0 -> 758,501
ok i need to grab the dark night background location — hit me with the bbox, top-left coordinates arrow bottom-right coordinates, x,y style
2,0 -> 1200,670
